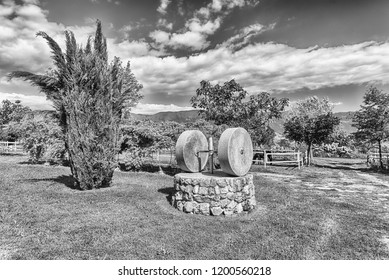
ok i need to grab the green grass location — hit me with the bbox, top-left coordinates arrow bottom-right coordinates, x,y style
0,155 -> 388,259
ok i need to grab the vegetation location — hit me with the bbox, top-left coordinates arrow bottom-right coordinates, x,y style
17,114 -> 65,163
190,79 -> 289,146
9,21 -> 142,189
284,96 -> 340,165
0,100 -> 32,141
353,86 -> 389,169
0,154 -> 388,259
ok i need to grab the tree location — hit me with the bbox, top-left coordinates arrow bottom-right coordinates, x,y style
9,21 -> 142,189
190,79 -> 288,146
0,99 -> 32,141
353,86 -> 389,169
283,96 -> 340,165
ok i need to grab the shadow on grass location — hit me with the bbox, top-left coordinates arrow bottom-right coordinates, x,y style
158,187 -> 174,204
0,152 -> 25,156
22,175 -> 81,190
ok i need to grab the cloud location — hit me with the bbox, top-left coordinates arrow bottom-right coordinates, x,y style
221,22 -> 276,49
123,41 -> 389,105
150,0 -> 257,51
0,92 -> 53,110
131,102 -> 194,115
157,0 -> 171,15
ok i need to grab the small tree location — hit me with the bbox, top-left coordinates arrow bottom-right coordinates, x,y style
353,86 -> 389,169
0,100 -> 32,141
190,79 -> 288,146
284,96 -> 340,165
9,21 -> 142,189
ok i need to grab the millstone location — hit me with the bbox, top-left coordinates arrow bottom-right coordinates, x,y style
218,127 -> 253,176
176,130 -> 209,172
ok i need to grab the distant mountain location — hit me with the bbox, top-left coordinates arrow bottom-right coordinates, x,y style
132,110 -> 357,135
34,109 -> 357,135
131,109 -> 200,123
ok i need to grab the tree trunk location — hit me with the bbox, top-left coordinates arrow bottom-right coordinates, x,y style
307,142 -> 312,166
378,139 -> 384,169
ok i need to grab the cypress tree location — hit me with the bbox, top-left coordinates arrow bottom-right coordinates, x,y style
9,21 -> 143,189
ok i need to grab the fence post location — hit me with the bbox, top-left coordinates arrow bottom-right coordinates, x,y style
297,152 -> 300,169
264,150 -> 267,169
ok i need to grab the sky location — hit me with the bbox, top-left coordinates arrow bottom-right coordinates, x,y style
1,0 -> 389,114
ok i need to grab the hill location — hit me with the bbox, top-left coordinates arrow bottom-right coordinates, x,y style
130,109 -> 199,123
131,110 -> 357,135
32,109 -> 357,135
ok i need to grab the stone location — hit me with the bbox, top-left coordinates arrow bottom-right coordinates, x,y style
184,201 -> 194,213
242,185 -> 250,195
183,192 -> 192,201
172,172 -> 256,216
220,199 -> 229,208
217,179 -> 228,188
209,178 -> 217,187
210,201 -> 221,208
193,185 -> 199,194
234,192 -> 244,203
227,200 -> 237,211
193,195 -> 203,203
199,186 -> 208,195
199,178 -> 211,187
226,192 -> 235,200
235,178 -> 243,191
175,191 -> 183,201
175,130 -> 209,172
220,187 -> 228,194
211,206 -> 223,216
218,127 -> 253,176
177,201 -> 184,211
235,203 -> 243,214
224,209 -> 234,216
199,203 -> 210,215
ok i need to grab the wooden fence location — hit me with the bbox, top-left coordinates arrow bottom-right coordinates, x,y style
253,150 -> 305,169
0,141 -> 24,153
367,152 -> 389,166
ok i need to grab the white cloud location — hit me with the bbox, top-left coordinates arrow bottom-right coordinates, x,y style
150,0 -> 258,51
221,22 -> 276,49
157,18 -> 173,30
157,0 -> 171,14
132,103 -> 194,115
0,92 -> 53,110
124,41 -> 389,104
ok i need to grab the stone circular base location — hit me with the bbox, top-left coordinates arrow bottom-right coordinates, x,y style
172,171 -> 256,216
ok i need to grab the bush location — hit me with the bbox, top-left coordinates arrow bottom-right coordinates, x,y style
18,116 -> 65,163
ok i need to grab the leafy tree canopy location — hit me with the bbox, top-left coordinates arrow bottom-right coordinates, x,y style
190,79 -> 289,146
0,99 -> 32,126
284,96 -> 340,165
353,86 -> 389,168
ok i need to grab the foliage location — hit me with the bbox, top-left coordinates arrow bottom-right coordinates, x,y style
283,96 -> 340,165
353,86 -> 389,169
190,79 -> 288,146
9,21 -> 142,189
0,100 -> 32,141
18,115 -> 65,163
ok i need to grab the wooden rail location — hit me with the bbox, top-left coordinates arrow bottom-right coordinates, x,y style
0,141 -> 24,153
253,150 -> 305,169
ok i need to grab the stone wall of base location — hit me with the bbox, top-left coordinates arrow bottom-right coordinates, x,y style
172,172 -> 256,216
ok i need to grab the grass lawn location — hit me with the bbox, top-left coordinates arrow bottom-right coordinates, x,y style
0,154 -> 388,259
